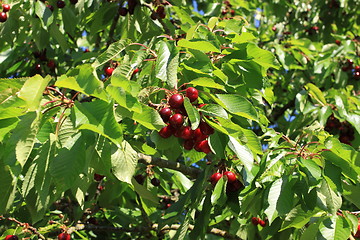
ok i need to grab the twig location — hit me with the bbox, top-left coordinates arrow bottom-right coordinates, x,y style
106,4 -> 122,47
137,153 -> 201,179
0,216 -> 46,239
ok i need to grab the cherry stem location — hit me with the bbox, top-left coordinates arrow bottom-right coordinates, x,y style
46,86 -> 64,97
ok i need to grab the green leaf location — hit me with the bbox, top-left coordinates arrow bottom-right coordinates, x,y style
246,43 -> 280,70
0,162 -> 17,214
189,77 -> 225,90
172,210 -> 192,240
211,176 -> 227,206
35,1 -> 54,27
189,191 -> 212,239
55,65 -> 108,101
199,104 -> 228,119
18,75 -> 50,111
155,41 -> 179,89
0,118 -> 19,142
72,100 -> 123,145
111,141 -> 138,184
178,39 -> 220,53
317,179 -> 342,214
183,97 -> 200,130
106,85 -> 142,113
92,39 -> 131,70
131,178 -> 159,204
317,216 -> 351,240
208,131 -> 228,159
228,136 -> 254,174
280,205 -> 322,231
305,83 -> 327,106
264,176 -> 294,224
215,94 -> 258,121
49,24 -> 69,52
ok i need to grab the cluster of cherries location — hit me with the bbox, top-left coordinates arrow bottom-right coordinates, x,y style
119,0 -> 138,16
0,3 -> 10,23
325,114 -> 355,145
32,49 -> 56,74
251,217 -> 266,227
342,59 -> 360,80
134,174 -> 161,187
210,170 -> 243,193
5,233 -> 71,240
157,87 -> 214,154
151,5 -> 166,20
221,0 -> 235,17
43,0 -> 76,12
305,26 -> 319,35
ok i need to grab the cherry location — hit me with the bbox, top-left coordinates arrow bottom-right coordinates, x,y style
94,173 -> 104,181
84,48 -> 90,53
354,71 -> 360,80
169,94 -> 184,109
339,135 -> 352,145
47,60 -> 55,69
159,107 -> 172,122
194,140 -> 211,154
199,121 -> 214,135
335,40 -> 341,45
151,177 -> 161,186
0,12 -> 7,22
156,6 -> 166,19
355,66 -> 360,71
178,126 -> 193,140
133,68 -> 140,74
35,64 -> 41,72
193,128 -> 207,142
183,139 -> 195,150
226,179 -> 243,192
223,171 -> 236,183
347,59 -> 354,65
134,174 -> 145,185
259,219 -> 266,227
150,12 -> 158,20
57,1 -> 65,8
272,26 -> 277,31
169,113 -> 184,128
186,87 -> 199,102
47,5 -> 54,12
70,0 -> 78,4
311,26 -> 319,31
127,0 -> 137,15
230,9 -> 235,16
2,4 -> 11,12
58,233 -> 71,240
354,223 -> 360,238
221,9 -> 228,15
158,125 -> 175,138
5,235 -> 18,240
165,203 -> 171,208
210,172 -> 222,186
251,217 -> 259,225
119,7 -> 128,16
105,67 -> 114,76
342,66 -> 349,72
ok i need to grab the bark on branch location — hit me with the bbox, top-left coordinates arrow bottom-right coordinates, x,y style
137,153 -> 201,179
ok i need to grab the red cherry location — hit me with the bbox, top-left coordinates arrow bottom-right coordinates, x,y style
169,113 -> 184,128
210,172 -> 222,186
159,107 -> 172,122
158,125 -> 175,138
251,217 -> 259,225
354,71 -> 360,80
133,68 -> 140,74
194,140 -> 211,154
94,173 -> 104,181
119,7 -> 128,16
166,203 -> 171,208
70,0 -> 78,4
5,235 -> 18,240
105,67 -> 114,76
311,26 -> 319,31
35,63 -> 41,72
2,4 -> 11,12
199,121 -> 214,135
342,66 -> 349,72
335,40 -> 341,46
57,1 -> 66,8
178,126 -> 193,140
355,66 -> 360,72
151,177 -> 161,186
347,59 -> 354,65
354,223 -> 360,238
134,174 -> 145,185
183,139 -> 195,150
221,9 -> 228,15
47,5 -> 54,11
272,26 -> 277,31
186,87 -> 199,102
169,94 -> 184,109
58,233 -> 71,240
47,60 -> 55,69
84,48 -> 90,53
0,12 -> 7,22
223,171 -> 236,183
230,9 -> 235,16
226,179 -> 243,192
193,128 -> 207,142
259,219 -> 266,227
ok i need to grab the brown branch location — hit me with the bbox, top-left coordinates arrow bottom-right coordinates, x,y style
106,4 -> 122,47
137,153 -> 201,179
74,223 -> 242,240
0,215 -> 46,239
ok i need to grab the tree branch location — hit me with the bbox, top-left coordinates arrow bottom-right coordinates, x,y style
106,4 -> 122,47
137,153 -> 201,179
0,215 -> 46,240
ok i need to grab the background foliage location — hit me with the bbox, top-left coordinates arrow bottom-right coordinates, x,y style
0,0 -> 360,239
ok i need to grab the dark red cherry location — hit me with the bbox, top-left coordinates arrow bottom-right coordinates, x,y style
178,126 -> 193,140
186,87 -> 198,102
2,4 -> 11,12
151,177 -> 160,186
5,235 -> 18,240
183,139 -> 195,150
169,94 -> 184,109
58,233 -> 71,240
193,128 -> 207,142
94,173 -> 104,181
169,113 -> 184,128
158,125 -> 175,138
199,121 -> 214,135
119,7 -> 128,16
0,12 -> 7,22
159,107 -> 172,122
57,1 -> 65,8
